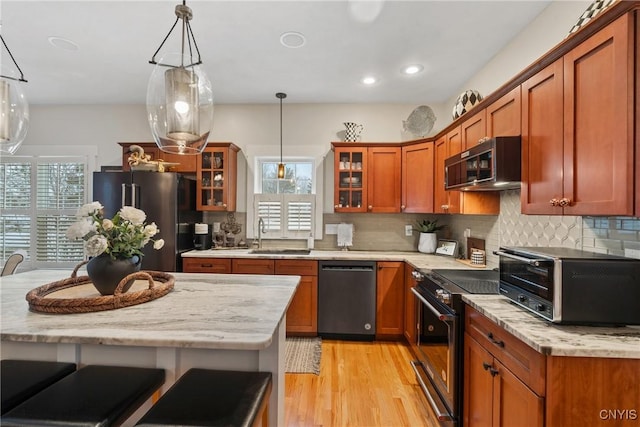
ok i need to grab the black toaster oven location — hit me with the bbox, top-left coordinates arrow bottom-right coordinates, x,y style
495,246 -> 640,325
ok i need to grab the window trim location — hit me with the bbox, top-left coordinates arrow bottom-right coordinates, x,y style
244,145 -> 324,241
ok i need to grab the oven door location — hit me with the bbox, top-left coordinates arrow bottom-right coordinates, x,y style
495,249 -> 554,300
410,287 -> 459,426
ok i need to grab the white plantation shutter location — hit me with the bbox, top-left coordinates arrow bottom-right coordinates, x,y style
0,157 -> 87,267
254,194 -> 314,239
257,195 -> 282,234
286,198 -> 313,235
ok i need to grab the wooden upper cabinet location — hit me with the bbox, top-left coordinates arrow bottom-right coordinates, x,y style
521,59 -> 565,215
401,141 -> 434,213
461,109 -> 487,149
433,136 -> 449,214
443,127 -> 462,214
486,86 -> 521,137
196,143 -> 240,211
562,13 -> 634,216
522,14 -> 634,216
367,146 -> 402,212
333,145 -> 368,212
119,142 -> 197,173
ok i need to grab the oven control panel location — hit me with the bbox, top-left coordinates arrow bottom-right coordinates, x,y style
500,282 -> 553,320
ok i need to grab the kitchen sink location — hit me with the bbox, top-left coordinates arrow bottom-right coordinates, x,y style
249,248 -> 311,255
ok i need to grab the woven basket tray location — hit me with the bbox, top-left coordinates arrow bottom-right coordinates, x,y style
26,261 -> 175,314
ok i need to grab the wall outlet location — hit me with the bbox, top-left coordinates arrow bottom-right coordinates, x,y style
405,225 -> 413,237
464,228 -> 471,238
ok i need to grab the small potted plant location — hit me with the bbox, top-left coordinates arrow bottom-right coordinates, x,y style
414,219 -> 446,254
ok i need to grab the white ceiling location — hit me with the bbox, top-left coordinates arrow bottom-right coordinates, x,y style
1,0 -> 553,106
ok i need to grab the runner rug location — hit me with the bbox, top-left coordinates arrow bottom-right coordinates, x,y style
285,337 -> 322,375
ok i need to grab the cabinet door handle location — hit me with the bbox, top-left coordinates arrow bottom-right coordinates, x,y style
559,197 -> 571,207
549,198 -> 559,207
401,205 -> 406,210
487,332 -> 505,348
368,205 -> 373,211
489,367 -> 499,377
482,362 -> 492,371
441,204 -> 449,210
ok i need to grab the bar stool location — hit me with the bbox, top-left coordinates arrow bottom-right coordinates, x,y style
1,359 -> 77,414
1,364 -> 165,426
136,369 -> 272,427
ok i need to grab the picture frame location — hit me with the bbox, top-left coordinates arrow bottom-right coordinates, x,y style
435,239 -> 458,257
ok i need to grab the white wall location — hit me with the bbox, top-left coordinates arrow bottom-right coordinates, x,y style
445,0 -> 591,110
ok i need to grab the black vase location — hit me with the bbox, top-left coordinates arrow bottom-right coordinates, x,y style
86,253 -> 142,296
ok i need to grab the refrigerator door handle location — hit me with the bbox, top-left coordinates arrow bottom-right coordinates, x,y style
121,183 -> 127,207
131,183 -> 137,208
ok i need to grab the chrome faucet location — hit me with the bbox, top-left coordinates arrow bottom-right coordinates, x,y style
257,217 -> 266,248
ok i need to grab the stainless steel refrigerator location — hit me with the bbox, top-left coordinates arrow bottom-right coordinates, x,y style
92,172 -> 201,272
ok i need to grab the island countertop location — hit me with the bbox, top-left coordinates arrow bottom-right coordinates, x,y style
463,295 -> 640,359
0,269 -> 300,351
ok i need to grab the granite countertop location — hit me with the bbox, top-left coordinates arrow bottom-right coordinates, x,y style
183,249 -> 478,271
0,270 -> 299,351
463,295 -> 640,359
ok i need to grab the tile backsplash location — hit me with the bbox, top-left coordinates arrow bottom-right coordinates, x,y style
204,190 -> 640,266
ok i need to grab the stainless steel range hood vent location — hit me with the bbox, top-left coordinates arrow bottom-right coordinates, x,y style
444,136 -> 521,191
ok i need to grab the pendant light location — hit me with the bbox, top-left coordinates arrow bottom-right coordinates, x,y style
146,1 -> 213,155
0,32 -> 29,155
276,92 -> 287,179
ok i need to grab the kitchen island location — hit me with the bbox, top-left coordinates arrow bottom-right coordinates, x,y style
0,270 -> 300,427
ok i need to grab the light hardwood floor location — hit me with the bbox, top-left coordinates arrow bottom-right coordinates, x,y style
285,339 -> 439,427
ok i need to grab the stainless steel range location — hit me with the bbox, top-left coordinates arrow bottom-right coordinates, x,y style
410,269 -> 499,427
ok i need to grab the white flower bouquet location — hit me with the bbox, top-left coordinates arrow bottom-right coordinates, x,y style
66,202 -> 164,259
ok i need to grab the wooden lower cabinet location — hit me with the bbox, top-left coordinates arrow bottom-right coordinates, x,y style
465,305 -> 640,427
275,260 -> 318,336
403,264 -> 418,347
464,334 -> 543,427
231,258 -> 275,274
182,257 -> 231,273
376,261 -> 404,338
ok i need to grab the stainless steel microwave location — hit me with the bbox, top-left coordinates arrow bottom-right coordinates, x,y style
444,136 -> 521,191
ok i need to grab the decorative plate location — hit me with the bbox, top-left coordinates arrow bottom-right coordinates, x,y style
403,105 -> 437,138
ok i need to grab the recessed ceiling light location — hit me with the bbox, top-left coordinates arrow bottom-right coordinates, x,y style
361,76 -> 377,85
280,32 -> 306,49
403,64 -> 424,75
48,36 -> 79,51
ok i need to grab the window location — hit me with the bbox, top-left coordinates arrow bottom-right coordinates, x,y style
254,159 -> 315,240
0,147 -> 94,269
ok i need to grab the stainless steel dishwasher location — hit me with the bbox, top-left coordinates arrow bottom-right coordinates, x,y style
318,260 -> 376,340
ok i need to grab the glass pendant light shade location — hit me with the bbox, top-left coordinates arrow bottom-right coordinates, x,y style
0,70 -> 29,155
277,163 -> 285,179
147,53 -> 213,155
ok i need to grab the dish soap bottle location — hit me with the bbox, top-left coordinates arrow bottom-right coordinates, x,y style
307,233 -> 314,250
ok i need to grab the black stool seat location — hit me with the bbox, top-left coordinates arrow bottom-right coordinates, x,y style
136,369 -> 272,427
1,364 -> 165,427
1,359 -> 77,414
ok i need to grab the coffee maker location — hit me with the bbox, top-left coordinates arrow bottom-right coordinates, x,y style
193,223 -> 212,250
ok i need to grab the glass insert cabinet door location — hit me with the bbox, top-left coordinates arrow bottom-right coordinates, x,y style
334,147 -> 367,213
196,143 -> 239,211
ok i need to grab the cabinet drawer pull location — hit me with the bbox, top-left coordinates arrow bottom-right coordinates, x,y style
487,332 -> 505,348
201,263 -> 213,267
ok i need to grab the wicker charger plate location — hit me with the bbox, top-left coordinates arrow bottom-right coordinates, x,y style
26,262 -> 175,314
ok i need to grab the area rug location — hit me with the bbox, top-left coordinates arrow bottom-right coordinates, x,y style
285,337 -> 322,375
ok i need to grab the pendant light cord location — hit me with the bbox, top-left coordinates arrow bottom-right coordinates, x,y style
0,34 -> 27,82
276,92 -> 287,163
